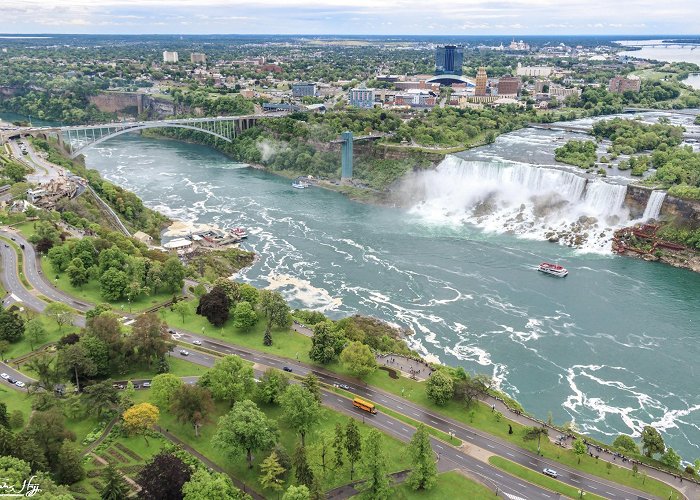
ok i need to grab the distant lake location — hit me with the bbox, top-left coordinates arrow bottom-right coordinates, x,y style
616,39 -> 700,65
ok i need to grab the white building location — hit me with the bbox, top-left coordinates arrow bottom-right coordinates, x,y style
163,51 -> 179,63
515,63 -> 553,78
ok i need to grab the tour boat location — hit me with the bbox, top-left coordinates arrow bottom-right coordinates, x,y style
231,227 -> 247,239
538,262 -> 568,277
292,180 -> 310,189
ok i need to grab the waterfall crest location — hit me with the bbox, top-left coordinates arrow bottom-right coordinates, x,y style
404,155 -> 631,252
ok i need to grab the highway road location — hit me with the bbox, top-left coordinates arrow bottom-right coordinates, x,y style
0,226 -> 684,499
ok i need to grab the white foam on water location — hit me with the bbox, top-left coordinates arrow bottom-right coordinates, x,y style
403,156 -> 631,253
265,272 -> 342,312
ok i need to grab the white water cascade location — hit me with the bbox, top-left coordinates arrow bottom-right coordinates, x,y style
405,155 -> 631,252
642,191 -> 667,221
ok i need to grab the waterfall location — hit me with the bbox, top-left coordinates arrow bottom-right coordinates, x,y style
642,191 -> 666,221
405,155 -> 631,252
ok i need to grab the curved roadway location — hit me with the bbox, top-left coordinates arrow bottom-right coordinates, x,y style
1,231 -> 687,500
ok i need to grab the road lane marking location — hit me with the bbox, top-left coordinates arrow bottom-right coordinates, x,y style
528,461 -> 537,466
474,464 -> 484,469
506,452 -> 515,457
570,478 -> 580,483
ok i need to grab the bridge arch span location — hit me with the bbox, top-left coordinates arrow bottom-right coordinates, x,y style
67,122 -> 234,158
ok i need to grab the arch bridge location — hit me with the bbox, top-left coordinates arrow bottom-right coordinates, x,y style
1,114 -> 268,158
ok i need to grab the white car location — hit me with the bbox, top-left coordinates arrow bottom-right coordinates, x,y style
192,340 -> 202,346
14,381 -> 25,388
0,373 -> 8,380
179,350 -> 190,356
542,468 -> 558,478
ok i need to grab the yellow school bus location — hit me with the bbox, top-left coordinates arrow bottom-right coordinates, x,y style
353,397 -> 377,414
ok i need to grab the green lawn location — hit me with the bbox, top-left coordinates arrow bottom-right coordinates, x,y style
121,355 -> 207,380
40,256 -> 176,312
11,221 -> 38,241
162,300 -> 313,362
0,385 -> 33,421
392,471 -> 494,499
154,394 -> 413,496
4,316 -> 79,360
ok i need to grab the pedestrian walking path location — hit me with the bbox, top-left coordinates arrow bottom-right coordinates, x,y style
375,353 -> 434,381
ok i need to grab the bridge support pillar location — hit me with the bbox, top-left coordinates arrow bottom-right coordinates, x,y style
341,131 -> 353,183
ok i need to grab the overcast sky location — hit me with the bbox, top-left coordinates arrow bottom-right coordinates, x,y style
1,0 -> 696,35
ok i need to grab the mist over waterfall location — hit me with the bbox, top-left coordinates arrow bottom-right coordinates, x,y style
403,155 -> 631,252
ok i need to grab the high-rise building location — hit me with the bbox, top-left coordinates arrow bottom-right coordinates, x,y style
497,76 -> 520,96
292,82 -> 317,98
348,87 -> 375,108
190,52 -> 206,64
608,75 -> 641,94
435,45 -> 464,75
475,67 -> 488,96
163,51 -> 179,63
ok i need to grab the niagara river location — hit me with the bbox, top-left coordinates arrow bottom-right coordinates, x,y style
81,115 -> 700,461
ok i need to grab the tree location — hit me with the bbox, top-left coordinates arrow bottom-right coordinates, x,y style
58,342 -> 96,392
407,424 -> 437,491
160,257 -> 186,293
332,422 -> 344,470
259,451 -> 286,495
301,373 -> 321,403
572,438 -> 587,464
25,407 -> 75,467
182,469 -> 250,500
425,369 -> 454,406
137,451 -> 192,500
213,278 -> 241,304
613,434 -> 639,454
151,373 -> 184,409
196,286 -> 230,327
9,410 -> 24,429
358,428 -> 391,500
0,403 -> 8,429
170,384 -> 214,437
339,341 -> 377,379
127,313 -> 171,366
0,456 -> 32,492
239,283 -> 259,305
345,419 -> 362,481
172,300 -> 191,325
523,426 -> 548,455
641,425 -> 665,458
82,381 -> 120,418
280,385 -> 321,446
263,324 -> 273,346
233,301 -> 257,331
100,463 -> 130,500
55,439 -> 85,484
119,381 -> 136,411
294,444 -> 314,488
283,485 -> 310,500
25,319 -> 49,354
309,321 -> 345,364
48,245 -> 72,273
259,290 -> 291,328
44,302 -> 74,331
212,399 -> 278,469
99,268 -> 129,301
25,353 -> 60,394
257,368 -> 289,405
66,258 -> 89,288
122,402 -> 159,446
662,447 -> 682,469
0,340 -> 9,360
0,308 -> 25,342
200,355 -> 254,407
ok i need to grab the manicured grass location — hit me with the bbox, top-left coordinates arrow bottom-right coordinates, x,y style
120,356 -> 207,380
162,300 -> 313,362
11,221 -> 37,241
0,385 -> 33,420
40,256 -> 175,312
4,316 -> 78,360
155,395 -> 413,496
489,456 -> 606,500
392,471 -> 494,499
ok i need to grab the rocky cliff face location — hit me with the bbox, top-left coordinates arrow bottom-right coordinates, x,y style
624,184 -> 652,219
88,92 -> 182,119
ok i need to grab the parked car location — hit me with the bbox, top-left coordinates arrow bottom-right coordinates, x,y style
14,381 -> 25,388
192,340 -> 202,346
142,382 -> 151,388
179,350 -> 190,356
112,383 -> 124,390
542,468 -> 558,478
283,366 -> 293,372
0,373 -> 8,380
7,377 -> 16,384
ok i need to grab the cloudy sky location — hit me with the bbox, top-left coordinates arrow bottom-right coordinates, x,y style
1,0 -> 696,35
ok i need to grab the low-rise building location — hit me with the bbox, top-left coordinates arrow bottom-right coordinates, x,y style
609,75 -> 642,94
132,231 -> 154,245
190,52 -> 206,64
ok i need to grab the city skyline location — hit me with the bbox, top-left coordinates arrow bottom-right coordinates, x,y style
1,0 -> 697,36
